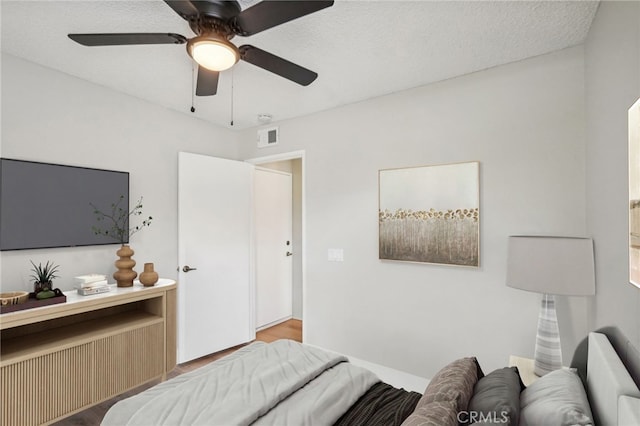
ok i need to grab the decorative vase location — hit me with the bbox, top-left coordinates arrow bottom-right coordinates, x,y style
139,263 -> 159,287
114,244 -> 137,287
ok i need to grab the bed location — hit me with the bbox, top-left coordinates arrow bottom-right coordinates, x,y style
102,331 -> 640,426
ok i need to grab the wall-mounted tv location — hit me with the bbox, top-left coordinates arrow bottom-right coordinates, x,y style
0,158 -> 129,251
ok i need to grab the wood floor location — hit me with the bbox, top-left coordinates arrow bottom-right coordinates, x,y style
53,319 -> 302,425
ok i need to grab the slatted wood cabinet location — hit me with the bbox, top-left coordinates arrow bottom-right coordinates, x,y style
0,279 -> 177,425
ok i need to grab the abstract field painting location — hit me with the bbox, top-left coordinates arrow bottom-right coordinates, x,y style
629,98 -> 640,288
379,162 -> 480,267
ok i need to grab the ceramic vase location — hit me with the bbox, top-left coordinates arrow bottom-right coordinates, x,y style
139,262 -> 159,286
114,244 -> 137,287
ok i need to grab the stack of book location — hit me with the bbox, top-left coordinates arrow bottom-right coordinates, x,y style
74,274 -> 111,296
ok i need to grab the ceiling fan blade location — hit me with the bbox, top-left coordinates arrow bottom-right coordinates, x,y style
239,45 -> 317,86
68,33 -> 187,46
196,66 -> 219,96
163,0 -> 199,20
232,1 -> 334,36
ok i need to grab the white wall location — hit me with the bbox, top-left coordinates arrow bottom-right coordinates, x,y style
1,54 -> 239,291
239,47 -> 588,377
585,1 -> 640,348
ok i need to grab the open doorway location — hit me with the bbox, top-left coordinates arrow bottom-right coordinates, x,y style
247,151 -> 304,334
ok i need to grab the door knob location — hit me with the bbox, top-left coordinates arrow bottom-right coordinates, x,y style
286,252 -> 293,257
182,265 -> 197,273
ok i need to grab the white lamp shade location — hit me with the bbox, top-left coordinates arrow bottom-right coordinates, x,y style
506,236 -> 595,296
187,36 -> 239,72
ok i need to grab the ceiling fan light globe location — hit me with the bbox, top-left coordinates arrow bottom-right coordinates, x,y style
188,37 -> 239,72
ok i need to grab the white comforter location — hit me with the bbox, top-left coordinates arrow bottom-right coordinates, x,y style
102,340 -> 378,426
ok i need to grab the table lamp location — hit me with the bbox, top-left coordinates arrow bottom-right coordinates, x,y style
506,236 -> 595,376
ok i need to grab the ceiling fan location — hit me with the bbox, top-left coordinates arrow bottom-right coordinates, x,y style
68,0 -> 334,96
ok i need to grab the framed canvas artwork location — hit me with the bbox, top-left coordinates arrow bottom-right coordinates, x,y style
629,98 -> 640,288
378,161 -> 480,267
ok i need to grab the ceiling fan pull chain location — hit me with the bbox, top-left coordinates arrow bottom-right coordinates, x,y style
190,63 -> 196,113
230,69 -> 234,127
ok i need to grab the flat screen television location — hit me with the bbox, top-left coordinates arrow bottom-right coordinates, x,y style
0,158 -> 129,251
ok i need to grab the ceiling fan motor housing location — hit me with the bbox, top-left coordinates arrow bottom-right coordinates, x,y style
189,0 -> 241,22
188,12 -> 236,39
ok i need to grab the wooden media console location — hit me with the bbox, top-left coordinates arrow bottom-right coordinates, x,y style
0,279 -> 177,425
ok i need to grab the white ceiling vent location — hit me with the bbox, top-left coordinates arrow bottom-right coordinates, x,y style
257,126 -> 279,148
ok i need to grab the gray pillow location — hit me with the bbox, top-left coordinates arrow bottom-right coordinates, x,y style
519,369 -> 594,426
467,367 -> 522,426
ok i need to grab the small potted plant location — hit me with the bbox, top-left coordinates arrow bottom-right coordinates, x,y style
30,260 -> 60,299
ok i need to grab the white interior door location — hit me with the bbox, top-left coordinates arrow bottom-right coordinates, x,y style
177,152 -> 255,363
255,168 -> 293,329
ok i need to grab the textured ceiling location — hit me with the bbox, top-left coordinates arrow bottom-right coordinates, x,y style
1,0 -> 599,130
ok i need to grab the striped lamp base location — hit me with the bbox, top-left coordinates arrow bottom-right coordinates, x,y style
533,293 -> 563,376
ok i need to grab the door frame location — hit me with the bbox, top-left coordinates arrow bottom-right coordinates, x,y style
246,150 -> 306,341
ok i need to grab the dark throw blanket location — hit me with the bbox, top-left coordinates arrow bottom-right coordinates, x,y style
334,382 -> 422,426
